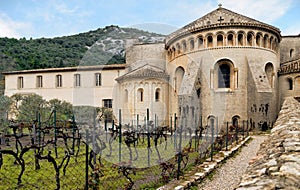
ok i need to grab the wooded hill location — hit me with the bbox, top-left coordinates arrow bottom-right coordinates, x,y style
0,25 -> 165,94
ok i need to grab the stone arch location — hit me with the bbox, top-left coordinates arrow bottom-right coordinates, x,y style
216,32 -> 224,47
207,115 -> 216,127
189,38 -> 195,51
214,59 -> 235,89
265,62 -> 274,88
270,36 -> 274,50
263,34 -> 269,48
171,46 -> 176,58
175,66 -> 185,93
176,43 -> 181,55
197,35 -> 204,49
227,31 -> 235,46
247,31 -> 254,46
237,31 -> 245,46
182,40 -> 187,53
206,33 -> 213,48
256,32 -> 263,47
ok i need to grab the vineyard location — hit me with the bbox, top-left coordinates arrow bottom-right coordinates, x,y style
0,107 -> 250,189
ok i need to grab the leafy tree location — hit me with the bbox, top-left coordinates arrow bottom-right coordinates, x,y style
48,99 -> 73,121
0,95 -> 12,132
14,94 -> 47,121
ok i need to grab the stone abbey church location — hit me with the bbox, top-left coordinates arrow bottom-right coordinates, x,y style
4,6 -> 300,129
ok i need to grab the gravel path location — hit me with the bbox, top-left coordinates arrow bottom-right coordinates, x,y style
198,135 -> 267,190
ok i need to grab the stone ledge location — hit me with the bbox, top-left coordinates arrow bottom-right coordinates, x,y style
236,97 -> 300,190
157,136 -> 251,190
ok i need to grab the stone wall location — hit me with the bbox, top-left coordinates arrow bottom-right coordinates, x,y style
236,97 -> 300,189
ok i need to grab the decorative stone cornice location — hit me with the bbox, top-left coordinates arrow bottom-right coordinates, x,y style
279,59 -> 300,75
166,7 -> 281,46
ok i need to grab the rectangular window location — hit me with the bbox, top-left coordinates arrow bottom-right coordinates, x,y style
17,76 -> 24,89
95,73 -> 101,86
103,99 -> 112,108
36,75 -> 43,88
74,74 -> 81,87
56,75 -> 62,87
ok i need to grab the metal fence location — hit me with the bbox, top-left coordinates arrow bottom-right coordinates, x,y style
0,109 -> 250,190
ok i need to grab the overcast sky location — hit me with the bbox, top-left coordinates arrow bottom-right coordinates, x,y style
1,0 -> 300,39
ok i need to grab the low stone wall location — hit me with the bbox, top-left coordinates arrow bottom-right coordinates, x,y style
236,97 -> 300,189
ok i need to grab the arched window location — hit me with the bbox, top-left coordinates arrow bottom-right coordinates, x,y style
176,43 -> 181,55
227,34 -> 234,46
175,67 -> 185,93
263,35 -> 269,48
218,64 -> 231,88
290,49 -> 294,58
182,41 -> 187,52
138,88 -> 144,102
56,74 -> 62,87
232,115 -> 240,129
217,34 -> 223,46
256,34 -> 261,47
207,115 -> 216,128
270,36 -> 274,50
189,39 -> 194,51
287,78 -> 293,90
238,33 -> 244,46
198,36 -> 204,48
207,35 -> 213,48
124,89 -> 128,103
265,63 -> 274,88
247,33 -> 253,46
155,88 -> 160,102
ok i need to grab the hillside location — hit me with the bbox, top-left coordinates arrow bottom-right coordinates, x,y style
0,25 -> 165,94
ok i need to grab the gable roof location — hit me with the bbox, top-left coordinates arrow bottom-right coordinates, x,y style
116,64 -> 169,82
166,6 -> 281,45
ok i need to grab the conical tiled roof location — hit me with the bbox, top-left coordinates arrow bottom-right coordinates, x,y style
166,5 -> 281,44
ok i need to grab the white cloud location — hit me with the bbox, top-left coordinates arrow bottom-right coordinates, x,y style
0,13 -> 31,38
217,0 -> 293,23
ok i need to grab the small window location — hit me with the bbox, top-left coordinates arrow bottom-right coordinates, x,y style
238,34 -> 243,46
95,73 -> 102,86
182,41 -> 187,52
288,78 -> 293,90
256,34 -> 261,47
155,88 -> 160,102
207,35 -> 213,48
198,37 -> 204,48
36,75 -> 43,88
218,64 -> 230,88
217,35 -> 223,46
138,88 -> 144,102
290,49 -> 294,58
56,75 -> 62,87
230,19 -> 234,23
247,33 -> 253,46
17,76 -> 24,89
74,74 -> 81,87
228,34 -> 233,46
190,39 -> 194,51
103,99 -> 112,108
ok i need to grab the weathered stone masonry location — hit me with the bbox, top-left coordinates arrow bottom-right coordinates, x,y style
236,97 -> 300,190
